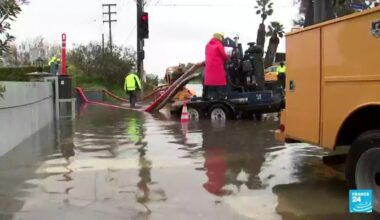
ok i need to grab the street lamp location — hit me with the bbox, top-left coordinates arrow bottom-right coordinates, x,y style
36,57 -> 43,72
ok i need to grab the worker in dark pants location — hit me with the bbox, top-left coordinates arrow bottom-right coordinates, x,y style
277,62 -> 286,90
124,69 -> 142,108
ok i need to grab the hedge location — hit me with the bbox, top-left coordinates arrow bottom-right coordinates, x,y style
0,66 -> 50,81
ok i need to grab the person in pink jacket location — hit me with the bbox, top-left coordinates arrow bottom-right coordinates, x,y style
204,33 -> 229,100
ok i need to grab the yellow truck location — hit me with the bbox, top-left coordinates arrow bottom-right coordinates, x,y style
276,6 -> 380,211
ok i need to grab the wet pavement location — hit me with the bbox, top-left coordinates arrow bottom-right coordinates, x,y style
1,105 -> 380,220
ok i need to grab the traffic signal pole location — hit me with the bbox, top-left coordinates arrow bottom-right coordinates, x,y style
136,0 -> 144,96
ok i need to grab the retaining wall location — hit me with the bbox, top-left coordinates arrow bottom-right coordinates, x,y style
0,81 -> 54,156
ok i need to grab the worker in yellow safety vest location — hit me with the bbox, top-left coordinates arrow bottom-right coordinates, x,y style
48,56 -> 61,75
277,62 -> 286,89
124,68 -> 142,108
48,56 -> 57,65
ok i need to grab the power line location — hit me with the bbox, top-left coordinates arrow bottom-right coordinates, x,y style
103,3 -> 117,52
154,3 -> 245,7
144,0 -> 154,8
125,25 -> 137,43
151,3 -> 293,8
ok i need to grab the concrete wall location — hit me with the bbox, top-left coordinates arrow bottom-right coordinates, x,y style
0,81 -> 54,156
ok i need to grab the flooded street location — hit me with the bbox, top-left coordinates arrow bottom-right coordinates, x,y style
1,105 -> 379,220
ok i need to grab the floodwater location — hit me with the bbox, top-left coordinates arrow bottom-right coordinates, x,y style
1,105 -> 379,220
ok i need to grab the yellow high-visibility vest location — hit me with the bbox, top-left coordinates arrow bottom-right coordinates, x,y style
124,73 -> 142,91
48,56 -> 57,65
277,66 -> 286,75
126,118 -> 142,143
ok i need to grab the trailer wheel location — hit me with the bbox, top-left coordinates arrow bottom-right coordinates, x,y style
209,105 -> 230,121
345,130 -> 380,212
188,107 -> 201,120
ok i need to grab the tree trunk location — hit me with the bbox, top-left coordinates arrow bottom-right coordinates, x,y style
306,0 -> 334,26
321,0 -> 335,21
264,36 -> 279,69
14,53 -> 18,66
305,0 -> 314,27
256,23 -> 266,47
313,0 -> 322,24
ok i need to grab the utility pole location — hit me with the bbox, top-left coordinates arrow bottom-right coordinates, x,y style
101,33 -> 105,56
102,3 -> 117,52
136,0 -> 144,96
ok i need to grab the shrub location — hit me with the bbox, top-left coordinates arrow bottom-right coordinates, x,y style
0,66 -> 50,81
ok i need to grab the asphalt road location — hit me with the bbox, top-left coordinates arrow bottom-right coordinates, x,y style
0,106 -> 379,220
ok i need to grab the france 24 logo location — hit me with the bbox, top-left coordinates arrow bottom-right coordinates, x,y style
349,190 -> 373,213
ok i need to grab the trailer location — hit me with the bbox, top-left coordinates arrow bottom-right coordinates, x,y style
170,86 -> 283,120
167,37 -> 285,120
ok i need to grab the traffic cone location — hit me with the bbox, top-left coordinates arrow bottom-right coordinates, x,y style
181,101 -> 189,123
181,121 -> 188,136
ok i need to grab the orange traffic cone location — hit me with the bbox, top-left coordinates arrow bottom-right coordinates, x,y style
181,101 -> 189,123
181,121 -> 188,136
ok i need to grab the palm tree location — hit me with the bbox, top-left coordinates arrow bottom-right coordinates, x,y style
297,0 -> 379,27
254,0 -> 274,47
299,0 -> 334,25
264,22 -> 285,68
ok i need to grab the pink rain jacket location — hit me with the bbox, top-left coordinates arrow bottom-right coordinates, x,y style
204,38 -> 229,86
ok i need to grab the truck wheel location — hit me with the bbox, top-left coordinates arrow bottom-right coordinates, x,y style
188,107 -> 201,120
209,105 -> 230,121
345,130 -> 380,212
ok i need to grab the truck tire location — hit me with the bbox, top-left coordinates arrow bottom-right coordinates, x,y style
188,107 -> 201,120
345,130 -> 380,212
209,104 -> 231,121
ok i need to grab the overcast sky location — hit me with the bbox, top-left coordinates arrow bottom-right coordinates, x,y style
11,0 -> 298,77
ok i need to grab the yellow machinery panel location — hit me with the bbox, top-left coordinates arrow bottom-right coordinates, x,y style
286,29 -> 321,144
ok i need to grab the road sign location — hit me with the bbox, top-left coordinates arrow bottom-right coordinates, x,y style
349,2 -> 367,10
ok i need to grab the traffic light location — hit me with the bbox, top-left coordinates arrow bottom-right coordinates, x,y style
139,12 -> 149,39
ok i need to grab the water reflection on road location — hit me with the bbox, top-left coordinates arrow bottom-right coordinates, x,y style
0,106 -> 379,220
